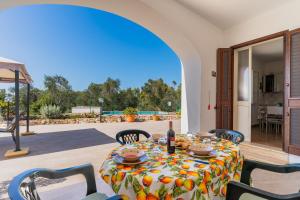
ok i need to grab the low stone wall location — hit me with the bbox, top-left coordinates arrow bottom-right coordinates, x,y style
20,115 -> 180,126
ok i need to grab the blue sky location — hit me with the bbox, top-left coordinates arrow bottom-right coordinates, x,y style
0,4 -> 181,91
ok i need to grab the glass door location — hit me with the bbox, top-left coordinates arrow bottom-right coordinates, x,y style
233,47 -> 252,141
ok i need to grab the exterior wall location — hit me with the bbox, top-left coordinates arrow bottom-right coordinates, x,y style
0,0 -> 224,133
72,106 -> 101,114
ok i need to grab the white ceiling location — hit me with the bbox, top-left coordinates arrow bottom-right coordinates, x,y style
175,0 -> 293,29
252,38 -> 283,62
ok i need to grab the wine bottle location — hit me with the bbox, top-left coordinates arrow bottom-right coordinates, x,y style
167,121 -> 175,154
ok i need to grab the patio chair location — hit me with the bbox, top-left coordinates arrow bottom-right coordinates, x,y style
209,129 -> 244,144
226,159 -> 300,200
0,117 -> 17,144
116,129 -> 151,145
8,164 -> 122,200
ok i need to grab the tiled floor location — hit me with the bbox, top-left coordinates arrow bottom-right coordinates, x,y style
251,125 -> 283,149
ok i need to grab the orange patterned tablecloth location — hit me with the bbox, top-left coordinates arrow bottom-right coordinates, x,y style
99,140 -> 243,200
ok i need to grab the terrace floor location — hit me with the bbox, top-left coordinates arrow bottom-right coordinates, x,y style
0,120 -> 300,199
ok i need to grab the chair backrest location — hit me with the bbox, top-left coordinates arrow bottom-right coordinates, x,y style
116,129 -> 151,144
8,164 -> 97,200
226,159 -> 300,200
209,129 -> 244,144
267,106 -> 283,115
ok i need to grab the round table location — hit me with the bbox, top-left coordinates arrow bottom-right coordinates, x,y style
99,139 -> 243,200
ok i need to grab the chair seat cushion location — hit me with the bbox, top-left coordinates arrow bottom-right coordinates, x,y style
240,193 -> 267,200
81,192 -> 108,200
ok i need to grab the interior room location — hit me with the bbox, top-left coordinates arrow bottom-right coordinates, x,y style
251,38 -> 284,148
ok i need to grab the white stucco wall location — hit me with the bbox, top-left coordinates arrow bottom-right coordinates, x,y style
0,0 -> 224,133
224,0 -> 300,46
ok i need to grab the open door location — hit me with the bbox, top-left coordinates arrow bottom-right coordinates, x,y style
284,29 -> 300,155
233,47 -> 252,141
216,48 -> 233,129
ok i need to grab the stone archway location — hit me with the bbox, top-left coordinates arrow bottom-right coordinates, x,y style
0,0 -> 204,133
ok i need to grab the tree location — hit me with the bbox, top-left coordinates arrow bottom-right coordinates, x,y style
42,75 -> 74,112
0,89 -> 6,118
172,80 -> 177,88
138,79 -> 169,111
2,75 -> 181,116
86,83 -> 103,106
100,78 -> 121,110
118,88 -> 139,110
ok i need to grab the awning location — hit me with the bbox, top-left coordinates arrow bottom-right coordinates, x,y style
0,57 -> 32,84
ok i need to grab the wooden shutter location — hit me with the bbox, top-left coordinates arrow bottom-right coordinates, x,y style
284,29 -> 300,155
216,48 -> 233,129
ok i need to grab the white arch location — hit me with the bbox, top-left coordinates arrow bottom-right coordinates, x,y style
0,0 -> 224,133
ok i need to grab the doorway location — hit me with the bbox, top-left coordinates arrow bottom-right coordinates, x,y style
233,38 -> 284,148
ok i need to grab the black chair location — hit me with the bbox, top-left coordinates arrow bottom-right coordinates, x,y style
0,117 -> 17,144
116,129 -> 151,145
209,129 -> 244,144
226,159 -> 300,200
8,164 -> 122,200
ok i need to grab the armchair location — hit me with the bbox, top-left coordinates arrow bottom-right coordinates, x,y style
226,159 -> 300,200
8,164 -> 122,200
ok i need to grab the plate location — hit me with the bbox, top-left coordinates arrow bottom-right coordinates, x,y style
175,145 -> 188,150
187,150 -> 217,158
113,154 -> 149,165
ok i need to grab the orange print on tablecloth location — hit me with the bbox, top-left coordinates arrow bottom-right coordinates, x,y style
150,169 -> 161,174
117,171 -> 126,181
216,160 -> 225,166
168,161 -> 176,166
111,175 -> 117,184
203,171 -> 212,183
183,179 -> 195,191
195,163 -> 206,169
136,190 -> 147,200
142,175 -> 153,187
120,194 -> 129,200
160,176 -> 173,184
187,171 -> 198,177
199,182 -> 208,194
146,193 -> 159,200
181,164 -> 190,169
102,175 -> 110,184
233,172 -> 240,181
221,186 -> 227,196
164,193 -> 172,200
175,178 -> 184,187
116,164 -> 124,169
215,167 -> 221,176
123,166 -> 133,171
179,169 -> 187,175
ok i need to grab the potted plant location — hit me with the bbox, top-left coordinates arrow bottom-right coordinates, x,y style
152,114 -> 160,121
123,107 -> 137,122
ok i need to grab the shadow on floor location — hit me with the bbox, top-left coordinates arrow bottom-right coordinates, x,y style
0,128 -> 116,160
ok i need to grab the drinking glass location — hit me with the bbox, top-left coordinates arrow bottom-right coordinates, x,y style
158,137 -> 167,145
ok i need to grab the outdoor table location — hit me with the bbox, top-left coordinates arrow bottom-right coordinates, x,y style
99,139 -> 244,200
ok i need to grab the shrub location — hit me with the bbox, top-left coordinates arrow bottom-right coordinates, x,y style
123,107 -> 137,115
40,105 -> 62,119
